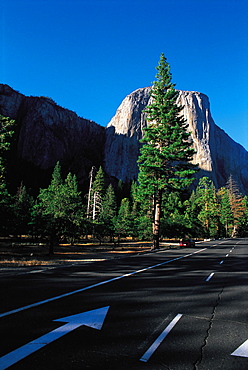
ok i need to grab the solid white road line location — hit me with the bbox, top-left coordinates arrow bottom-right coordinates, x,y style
206,272 -> 214,281
140,313 -> 183,362
0,248 -> 207,318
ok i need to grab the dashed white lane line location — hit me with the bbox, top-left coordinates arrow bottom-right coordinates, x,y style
140,313 -> 183,362
29,270 -> 45,274
206,272 -> 214,282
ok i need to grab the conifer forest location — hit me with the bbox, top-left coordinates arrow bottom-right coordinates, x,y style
1,55 -> 248,251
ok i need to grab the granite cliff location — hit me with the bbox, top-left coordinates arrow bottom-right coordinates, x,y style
0,84 -> 247,194
105,87 -> 248,194
0,84 -> 105,192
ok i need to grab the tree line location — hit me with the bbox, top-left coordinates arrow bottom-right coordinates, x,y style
1,54 -> 248,251
1,156 -> 248,253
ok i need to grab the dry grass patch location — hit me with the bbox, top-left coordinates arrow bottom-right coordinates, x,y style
0,239 -> 154,267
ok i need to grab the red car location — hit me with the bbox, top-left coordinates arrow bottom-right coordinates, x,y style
179,238 -> 195,247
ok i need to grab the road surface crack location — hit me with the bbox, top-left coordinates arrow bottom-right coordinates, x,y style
194,285 -> 224,370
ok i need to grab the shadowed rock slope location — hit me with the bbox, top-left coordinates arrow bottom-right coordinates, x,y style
0,84 -> 105,192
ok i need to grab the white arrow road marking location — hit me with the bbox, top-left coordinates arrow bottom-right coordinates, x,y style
140,313 -> 183,362
0,306 -> 110,370
231,339 -> 248,358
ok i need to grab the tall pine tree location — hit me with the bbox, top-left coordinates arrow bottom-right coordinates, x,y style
35,162 -> 83,253
138,53 -> 198,249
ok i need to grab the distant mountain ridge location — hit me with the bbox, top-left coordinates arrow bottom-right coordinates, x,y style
0,84 -> 247,194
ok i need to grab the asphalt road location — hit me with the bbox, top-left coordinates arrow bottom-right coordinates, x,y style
1,238 -> 248,369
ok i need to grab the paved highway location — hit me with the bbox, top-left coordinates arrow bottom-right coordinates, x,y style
1,238 -> 248,369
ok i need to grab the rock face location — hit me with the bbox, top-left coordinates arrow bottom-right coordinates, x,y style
1,84 -> 247,195
0,84 -> 105,192
105,87 -> 248,193
104,87 -> 151,182
0,84 -> 25,119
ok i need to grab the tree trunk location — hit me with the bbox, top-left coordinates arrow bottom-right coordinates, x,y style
49,234 -> 55,255
152,189 -> 162,249
49,229 -> 57,255
231,224 -> 238,238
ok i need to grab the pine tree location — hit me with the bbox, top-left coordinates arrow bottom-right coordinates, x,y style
183,191 -> 204,237
0,115 -> 16,195
62,172 -> 84,243
92,166 -> 105,197
195,177 -> 219,238
226,175 -> 246,236
35,162 -> 83,252
100,184 -> 117,240
34,162 -> 62,252
88,166 -> 105,220
130,181 -> 153,240
13,183 -> 34,236
0,115 -> 16,234
239,196 -> 248,236
218,187 -> 233,237
115,198 -> 133,240
138,53 -> 198,249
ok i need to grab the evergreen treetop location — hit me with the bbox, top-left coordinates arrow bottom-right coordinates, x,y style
138,53 -> 198,195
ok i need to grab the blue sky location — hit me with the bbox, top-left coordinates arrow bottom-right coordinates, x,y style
1,0 -> 248,149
